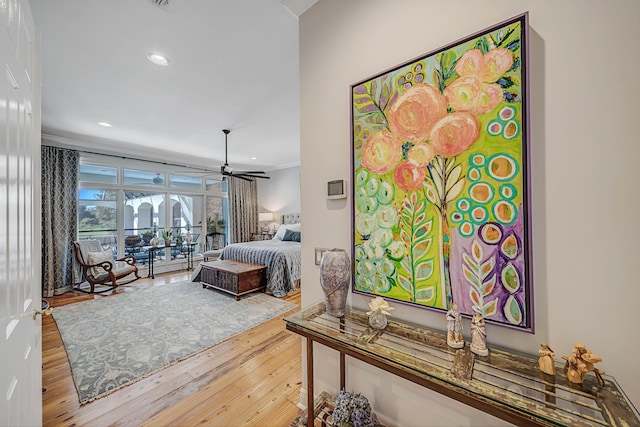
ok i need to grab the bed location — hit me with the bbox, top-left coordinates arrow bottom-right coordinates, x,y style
193,214 -> 301,297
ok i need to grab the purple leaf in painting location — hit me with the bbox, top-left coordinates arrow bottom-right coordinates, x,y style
353,84 -> 368,95
504,91 -> 520,103
497,76 -> 515,89
506,39 -> 520,52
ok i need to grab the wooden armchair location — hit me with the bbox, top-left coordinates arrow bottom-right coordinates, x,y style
73,239 -> 140,293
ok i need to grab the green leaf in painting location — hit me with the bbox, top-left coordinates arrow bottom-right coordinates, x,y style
501,263 -> 521,293
398,274 -> 413,295
379,79 -> 392,111
481,274 -> 496,295
462,265 -> 481,288
462,253 -> 479,275
442,51 -> 457,76
496,26 -> 516,47
415,287 -> 435,304
412,238 -> 431,259
475,37 -> 490,54
415,259 -> 434,280
504,295 -> 523,324
483,299 -> 498,317
480,258 -> 495,280
433,69 -> 442,91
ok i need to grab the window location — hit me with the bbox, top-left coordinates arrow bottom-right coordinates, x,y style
170,174 -> 202,192
79,164 -> 117,185
78,156 -> 228,268
78,189 -> 117,253
123,169 -> 166,188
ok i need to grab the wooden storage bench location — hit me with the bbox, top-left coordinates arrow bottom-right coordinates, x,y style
200,260 -> 267,300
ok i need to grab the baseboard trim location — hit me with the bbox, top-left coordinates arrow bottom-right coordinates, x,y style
297,387 -> 307,410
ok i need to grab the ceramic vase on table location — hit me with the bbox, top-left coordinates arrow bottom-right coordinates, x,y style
319,248 -> 351,317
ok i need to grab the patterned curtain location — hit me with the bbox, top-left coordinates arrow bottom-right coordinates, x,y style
227,177 -> 258,243
42,146 -> 79,297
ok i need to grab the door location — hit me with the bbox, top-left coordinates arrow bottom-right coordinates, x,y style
0,0 -> 42,425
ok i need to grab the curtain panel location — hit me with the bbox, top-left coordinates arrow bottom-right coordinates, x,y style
42,146 -> 79,297
227,177 -> 258,243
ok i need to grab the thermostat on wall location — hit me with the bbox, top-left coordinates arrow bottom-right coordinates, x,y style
327,179 -> 347,199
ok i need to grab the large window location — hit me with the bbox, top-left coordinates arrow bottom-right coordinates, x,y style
78,159 -> 227,267
78,189 -> 117,253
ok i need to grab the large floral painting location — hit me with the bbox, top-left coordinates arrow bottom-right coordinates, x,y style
351,13 -> 532,330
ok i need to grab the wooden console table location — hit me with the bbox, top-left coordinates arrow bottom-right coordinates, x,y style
285,302 -> 639,427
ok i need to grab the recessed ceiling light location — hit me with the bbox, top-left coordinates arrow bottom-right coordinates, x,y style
97,122 -> 113,127
251,156 -> 257,160
147,53 -> 170,66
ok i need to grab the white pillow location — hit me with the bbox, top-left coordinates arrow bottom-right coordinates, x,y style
287,223 -> 301,231
87,250 -> 114,277
273,223 -> 301,240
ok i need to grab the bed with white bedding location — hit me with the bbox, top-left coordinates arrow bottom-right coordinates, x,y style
192,214 -> 301,297
219,238 -> 300,297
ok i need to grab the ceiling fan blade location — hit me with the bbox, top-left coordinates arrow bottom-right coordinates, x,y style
234,173 -> 270,179
233,170 -> 266,174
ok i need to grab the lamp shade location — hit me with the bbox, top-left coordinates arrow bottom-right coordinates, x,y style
259,212 -> 274,222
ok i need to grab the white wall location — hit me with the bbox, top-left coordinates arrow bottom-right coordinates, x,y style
258,165 -> 301,220
299,0 -> 640,424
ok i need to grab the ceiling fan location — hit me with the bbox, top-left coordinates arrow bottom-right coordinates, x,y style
218,129 -> 270,181
152,173 -> 164,185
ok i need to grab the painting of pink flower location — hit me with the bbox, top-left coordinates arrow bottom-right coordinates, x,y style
387,83 -> 447,143
351,13 -> 531,331
429,112 -> 480,157
479,48 -> 514,83
393,160 -> 426,191
361,130 -> 402,174
407,142 -> 436,166
445,48 -> 513,115
455,49 -> 484,77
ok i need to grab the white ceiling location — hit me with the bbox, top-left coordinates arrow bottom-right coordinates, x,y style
29,0 -> 317,172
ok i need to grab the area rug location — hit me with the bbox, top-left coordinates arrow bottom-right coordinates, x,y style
52,282 -> 297,405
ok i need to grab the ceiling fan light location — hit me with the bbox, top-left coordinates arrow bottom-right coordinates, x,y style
147,53 -> 170,66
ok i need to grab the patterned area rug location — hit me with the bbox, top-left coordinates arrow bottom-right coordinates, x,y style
52,282 -> 297,405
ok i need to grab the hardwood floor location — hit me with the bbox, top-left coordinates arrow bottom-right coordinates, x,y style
42,271 -> 303,426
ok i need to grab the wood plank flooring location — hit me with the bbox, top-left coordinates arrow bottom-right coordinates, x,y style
42,271 -> 303,426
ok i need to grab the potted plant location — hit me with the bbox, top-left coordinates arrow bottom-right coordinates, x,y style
161,229 -> 172,246
141,230 -> 154,245
216,219 -> 226,232
207,216 -> 216,234
174,229 -> 183,246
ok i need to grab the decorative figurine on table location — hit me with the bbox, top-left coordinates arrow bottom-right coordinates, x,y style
185,223 -> 193,244
445,302 -> 464,349
470,310 -> 489,356
562,341 -> 605,386
366,296 -> 394,330
538,342 -> 557,376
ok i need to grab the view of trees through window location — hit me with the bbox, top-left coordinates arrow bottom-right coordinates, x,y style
78,189 -> 117,236
78,161 -> 227,265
